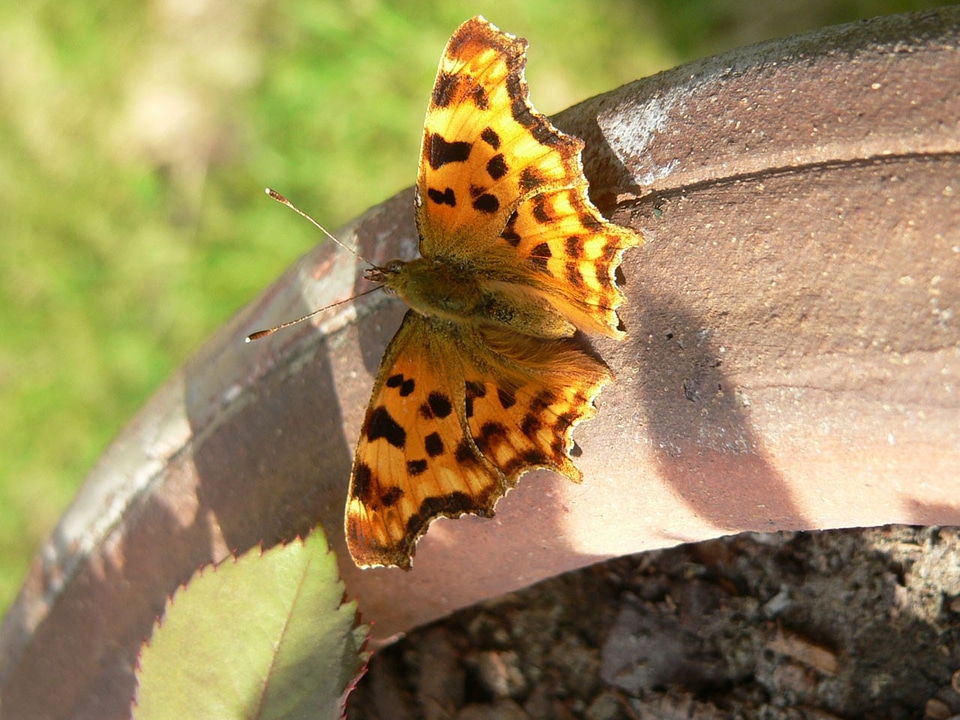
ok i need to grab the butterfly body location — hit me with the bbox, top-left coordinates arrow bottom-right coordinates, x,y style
367,258 -> 577,339
370,259 -> 485,323
345,17 -> 641,569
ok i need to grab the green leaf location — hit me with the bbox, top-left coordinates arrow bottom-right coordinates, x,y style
133,531 -> 368,720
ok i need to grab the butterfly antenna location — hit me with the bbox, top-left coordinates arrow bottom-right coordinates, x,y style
245,286 -> 382,342
265,188 -> 374,267
246,189 -> 386,342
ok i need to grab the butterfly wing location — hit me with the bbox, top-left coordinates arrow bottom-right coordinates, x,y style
416,16 -> 641,338
344,312 -> 612,569
415,16 -> 583,261
459,325 -> 612,487
489,186 -> 639,339
345,311 -> 504,569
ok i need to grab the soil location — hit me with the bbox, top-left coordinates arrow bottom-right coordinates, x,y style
346,526 -> 960,720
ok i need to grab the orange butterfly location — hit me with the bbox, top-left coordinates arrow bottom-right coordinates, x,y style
344,17 -> 641,568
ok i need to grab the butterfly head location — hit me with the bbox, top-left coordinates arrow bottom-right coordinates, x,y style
364,259 -> 407,295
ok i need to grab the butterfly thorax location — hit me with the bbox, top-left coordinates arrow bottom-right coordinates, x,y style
366,257 -> 576,338
367,257 -> 482,318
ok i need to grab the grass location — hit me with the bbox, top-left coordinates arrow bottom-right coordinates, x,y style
0,0 -> 951,618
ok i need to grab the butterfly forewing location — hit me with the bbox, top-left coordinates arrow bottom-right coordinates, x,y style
416,17 -> 581,262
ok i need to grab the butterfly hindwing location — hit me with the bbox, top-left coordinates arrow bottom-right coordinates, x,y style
460,326 -> 612,486
345,311 -> 505,569
489,185 -> 637,338
344,314 -> 612,569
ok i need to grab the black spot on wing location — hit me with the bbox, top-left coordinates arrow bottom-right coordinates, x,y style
481,127 -> 501,149
366,406 -> 406,449
532,196 -> 552,224
596,263 -> 614,289
520,413 -> 542,437
427,391 -> 453,419
466,381 -> 487,399
579,211 -> 604,232
566,262 -> 585,288
381,486 -> 404,507
472,193 -> 500,214
528,241 -> 552,272
427,133 -> 471,169
465,381 -> 487,419
523,449 -> 550,466
530,390 -> 558,412
551,438 -> 566,459
432,72 -> 459,107
486,154 -> 508,180
556,410 -> 578,433
406,459 -> 428,477
352,462 -> 374,504
386,373 -> 415,397
470,84 -> 489,109
474,421 -> 508,454
565,235 -> 584,259
428,187 -> 457,207
519,167 -> 543,193
424,432 -> 445,458
455,437 -> 479,465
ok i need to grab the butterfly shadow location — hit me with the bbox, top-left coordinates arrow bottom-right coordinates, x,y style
620,279 -> 809,536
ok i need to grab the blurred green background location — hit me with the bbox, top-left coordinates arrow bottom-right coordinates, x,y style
0,0 -> 951,618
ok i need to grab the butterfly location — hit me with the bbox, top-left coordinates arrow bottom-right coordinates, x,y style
344,16 -> 641,569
